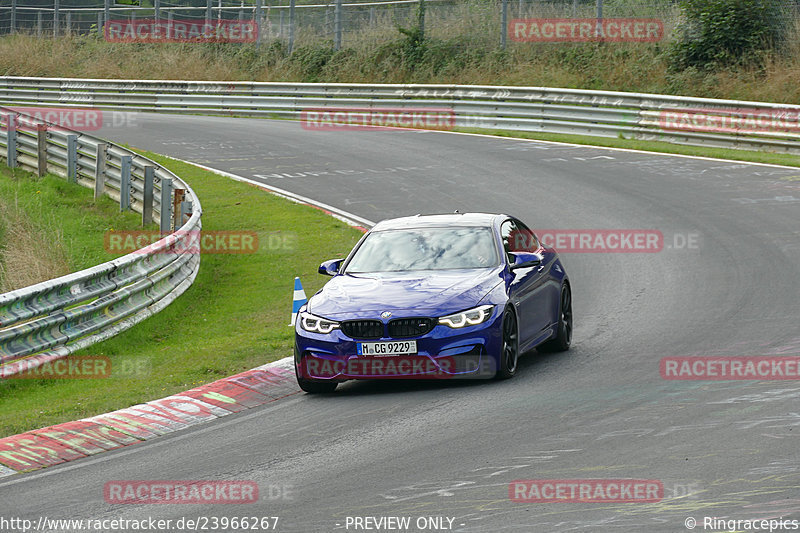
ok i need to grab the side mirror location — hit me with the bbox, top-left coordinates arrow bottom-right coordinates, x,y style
319,258 -> 343,276
509,252 -> 542,271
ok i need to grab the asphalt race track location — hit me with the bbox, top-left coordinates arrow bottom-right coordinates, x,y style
2,113 -> 799,532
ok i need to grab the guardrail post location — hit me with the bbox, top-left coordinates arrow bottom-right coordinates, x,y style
501,0 -> 507,49
180,199 -> 191,229
94,143 -> 107,198
160,177 -> 172,232
419,0 -> 424,39
595,0 -> 603,39
37,124 -> 47,177
119,155 -> 132,211
5,115 -> 16,169
173,188 -> 185,231
334,0 -> 342,50
288,0 -> 295,53
255,0 -> 262,47
104,0 -> 110,34
66,134 -> 78,183
54,0 -> 60,38
143,165 -> 154,226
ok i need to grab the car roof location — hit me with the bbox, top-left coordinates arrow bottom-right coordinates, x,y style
370,213 -> 507,231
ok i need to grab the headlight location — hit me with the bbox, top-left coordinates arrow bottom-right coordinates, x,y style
438,305 -> 494,328
299,312 -> 339,334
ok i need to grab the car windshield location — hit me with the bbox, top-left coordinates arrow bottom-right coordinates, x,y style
345,226 -> 500,273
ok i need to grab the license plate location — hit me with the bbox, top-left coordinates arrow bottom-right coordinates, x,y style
357,340 -> 417,356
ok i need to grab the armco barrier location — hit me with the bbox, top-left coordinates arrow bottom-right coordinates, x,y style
0,105 -> 201,378
1,76 -> 800,153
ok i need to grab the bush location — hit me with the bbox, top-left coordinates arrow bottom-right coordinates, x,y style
668,0 -> 787,70
397,0 -> 427,68
289,43 -> 336,81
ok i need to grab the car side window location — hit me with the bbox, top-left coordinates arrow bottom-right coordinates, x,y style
514,220 -> 540,252
501,220 -> 517,257
502,219 -> 539,255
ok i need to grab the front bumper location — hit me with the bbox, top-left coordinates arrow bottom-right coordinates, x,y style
294,309 -> 503,381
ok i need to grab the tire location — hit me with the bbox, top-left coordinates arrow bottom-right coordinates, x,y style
539,282 -> 572,353
496,307 -> 519,379
297,376 -> 338,394
295,358 -> 338,393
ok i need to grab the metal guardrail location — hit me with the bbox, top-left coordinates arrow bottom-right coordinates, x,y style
1,76 -> 800,154
0,104 -> 202,378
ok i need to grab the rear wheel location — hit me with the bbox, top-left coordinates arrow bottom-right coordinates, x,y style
496,307 -> 519,379
540,283 -> 572,352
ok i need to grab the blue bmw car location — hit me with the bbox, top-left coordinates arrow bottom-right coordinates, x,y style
294,213 -> 572,393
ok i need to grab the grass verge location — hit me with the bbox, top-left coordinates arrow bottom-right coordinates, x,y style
0,165 -> 144,292
0,153 -> 362,438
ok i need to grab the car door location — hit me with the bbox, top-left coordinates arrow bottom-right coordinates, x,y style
501,218 -> 553,349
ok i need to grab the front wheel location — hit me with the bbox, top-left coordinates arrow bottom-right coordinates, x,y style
539,283 -> 572,353
295,359 -> 338,393
297,376 -> 338,393
496,307 -> 519,379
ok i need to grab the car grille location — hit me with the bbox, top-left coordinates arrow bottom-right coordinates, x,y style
341,320 -> 384,339
388,318 -> 436,338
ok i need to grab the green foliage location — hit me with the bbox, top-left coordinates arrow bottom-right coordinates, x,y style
421,36 -> 489,75
668,0 -> 787,70
396,0 -> 426,68
223,41 -> 287,76
290,43 -> 336,81
554,43 -> 604,71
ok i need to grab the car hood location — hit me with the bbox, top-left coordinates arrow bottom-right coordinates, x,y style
307,268 -> 504,319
